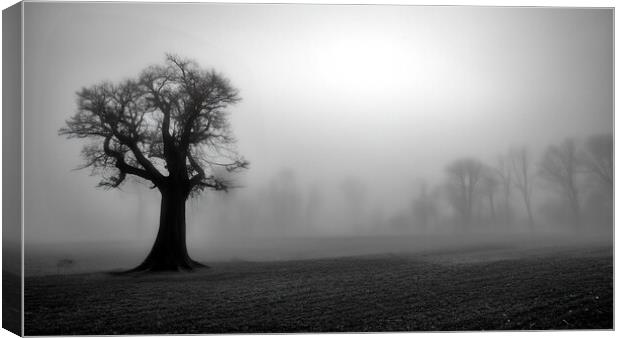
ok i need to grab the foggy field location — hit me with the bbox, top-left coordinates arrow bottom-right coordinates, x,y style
25,243 -> 612,334
25,232 -> 610,276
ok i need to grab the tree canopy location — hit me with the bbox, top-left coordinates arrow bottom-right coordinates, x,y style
60,55 -> 248,197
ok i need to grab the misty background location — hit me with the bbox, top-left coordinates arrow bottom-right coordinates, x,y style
22,4 -> 612,274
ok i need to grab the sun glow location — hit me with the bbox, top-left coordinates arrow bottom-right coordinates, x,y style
314,28 -> 419,96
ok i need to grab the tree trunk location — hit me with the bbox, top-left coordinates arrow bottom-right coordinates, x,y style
129,187 -> 206,272
488,194 -> 496,224
524,196 -> 535,231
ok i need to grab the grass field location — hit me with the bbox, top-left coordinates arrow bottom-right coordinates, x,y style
24,243 -> 612,334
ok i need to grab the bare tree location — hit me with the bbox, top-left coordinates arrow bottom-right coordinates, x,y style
479,166 -> 499,225
539,139 -> 582,230
509,147 -> 535,230
445,158 -> 483,227
495,155 -> 513,225
581,133 -> 613,228
59,55 -> 248,272
582,133 -> 613,188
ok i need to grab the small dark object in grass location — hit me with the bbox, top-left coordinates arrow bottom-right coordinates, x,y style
56,259 -> 75,274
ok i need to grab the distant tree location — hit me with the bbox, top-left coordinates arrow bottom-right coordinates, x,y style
539,139 -> 582,230
445,158 -> 483,227
495,155 -> 513,225
582,133 -> 613,189
479,166 -> 499,225
509,147 -> 535,230
59,55 -> 248,272
411,181 -> 438,233
581,133 -> 613,228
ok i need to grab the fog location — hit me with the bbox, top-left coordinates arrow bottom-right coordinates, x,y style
22,4 -> 612,274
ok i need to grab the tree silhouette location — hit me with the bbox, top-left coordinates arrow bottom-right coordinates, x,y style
509,147 -> 535,230
479,166 -> 499,225
494,155 -> 513,226
581,133 -> 612,227
582,133 -> 612,188
445,158 -> 483,227
539,139 -> 582,230
60,55 -> 248,272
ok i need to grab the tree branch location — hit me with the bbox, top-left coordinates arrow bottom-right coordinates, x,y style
103,135 -> 160,186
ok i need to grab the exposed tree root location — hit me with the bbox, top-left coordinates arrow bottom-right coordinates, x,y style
110,257 -> 209,275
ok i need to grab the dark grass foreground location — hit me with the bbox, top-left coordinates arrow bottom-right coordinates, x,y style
25,245 -> 612,334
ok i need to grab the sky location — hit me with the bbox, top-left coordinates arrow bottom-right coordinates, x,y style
22,3 -> 612,246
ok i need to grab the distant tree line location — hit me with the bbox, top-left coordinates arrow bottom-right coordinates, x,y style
412,133 -> 612,234
197,133 -> 611,238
